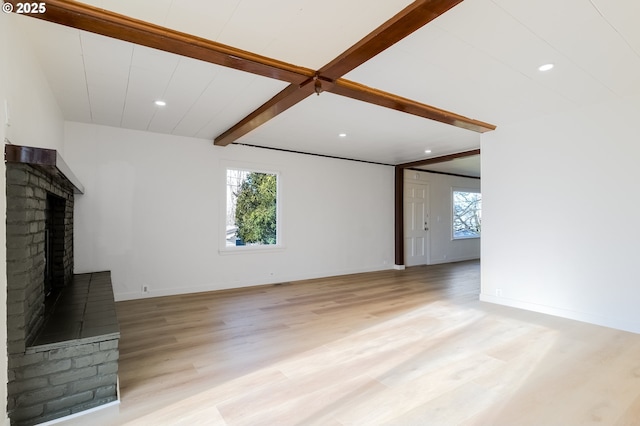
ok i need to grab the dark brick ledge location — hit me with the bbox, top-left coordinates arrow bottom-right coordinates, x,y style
34,272 -> 119,346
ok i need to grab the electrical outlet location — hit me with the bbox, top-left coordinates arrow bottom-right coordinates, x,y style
142,285 -> 149,293
496,288 -> 503,297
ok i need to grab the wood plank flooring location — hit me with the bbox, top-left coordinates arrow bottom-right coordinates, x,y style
58,260 -> 640,425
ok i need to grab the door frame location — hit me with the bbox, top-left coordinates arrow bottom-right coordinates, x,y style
394,149 -> 480,268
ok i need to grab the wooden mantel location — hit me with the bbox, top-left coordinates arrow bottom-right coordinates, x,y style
4,144 -> 84,194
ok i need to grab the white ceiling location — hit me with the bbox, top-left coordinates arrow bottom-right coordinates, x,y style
15,0 -> 640,175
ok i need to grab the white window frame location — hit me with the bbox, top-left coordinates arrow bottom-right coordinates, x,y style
220,161 -> 283,254
452,187 -> 481,240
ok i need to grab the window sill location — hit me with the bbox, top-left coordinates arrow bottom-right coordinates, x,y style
219,245 -> 286,255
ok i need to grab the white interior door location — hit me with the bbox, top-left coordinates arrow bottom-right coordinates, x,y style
404,182 -> 430,266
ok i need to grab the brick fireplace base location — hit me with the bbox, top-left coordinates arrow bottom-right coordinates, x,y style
8,272 -> 120,425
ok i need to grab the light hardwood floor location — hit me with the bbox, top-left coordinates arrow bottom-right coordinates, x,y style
59,260 -> 640,425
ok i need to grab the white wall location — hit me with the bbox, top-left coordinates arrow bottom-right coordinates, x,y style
404,170 -> 481,264
64,122 -> 395,300
1,14 -> 65,152
0,12 -> 66,425
481,96 -> 640,333
0,14 -> 8,425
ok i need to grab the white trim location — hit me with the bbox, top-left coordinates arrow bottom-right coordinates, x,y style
39,400 -> 120,425
115,264 -> 394,301
452,235 -> 480,240
393,264 -> 406,270
429,255 -> 480,265
480,294 -> 640,334
218,245 -> 286,255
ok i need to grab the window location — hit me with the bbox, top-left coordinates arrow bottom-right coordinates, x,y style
453,189 -> 481,239
226,168 -> 279,248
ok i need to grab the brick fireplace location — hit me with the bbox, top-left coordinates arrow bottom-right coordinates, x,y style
5,145 -> 119,425
6,160 -> 75,354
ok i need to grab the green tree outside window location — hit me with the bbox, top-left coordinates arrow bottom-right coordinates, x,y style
232,171 -> 277,245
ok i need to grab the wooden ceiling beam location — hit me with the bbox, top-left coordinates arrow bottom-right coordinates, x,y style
397,149 -> 480,168
215,0 -> 468,145
319,0 -> 462,79
8,0 -> 315,84
214,79 -> 318,146
12,0 -> 497,147
329,79 -> 495,133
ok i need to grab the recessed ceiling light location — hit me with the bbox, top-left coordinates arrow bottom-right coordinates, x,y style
154,100 -> 167,106
424,149 -> 432,154
338,133 -> 347,138
538,63 -> 554,72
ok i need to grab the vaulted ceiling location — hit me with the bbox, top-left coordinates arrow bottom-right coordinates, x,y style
10,0 -> 640,175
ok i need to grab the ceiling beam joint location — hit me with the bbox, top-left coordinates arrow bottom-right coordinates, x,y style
213,0 -> 485,145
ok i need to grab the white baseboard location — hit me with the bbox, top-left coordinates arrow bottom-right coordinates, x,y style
39,400 -> 120,425
115,264 -> 395,301
429,255 -> 480,265
480,293 -> 640,334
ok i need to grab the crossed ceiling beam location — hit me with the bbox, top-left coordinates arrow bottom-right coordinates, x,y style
398,148 -> 480,169
9,0 -> 496,148
214,0 -> 497,146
